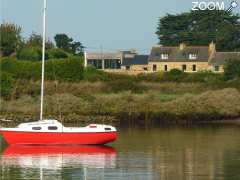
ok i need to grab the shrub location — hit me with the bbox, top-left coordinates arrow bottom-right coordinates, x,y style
46,56 -> 84,81
48,48 -> 68,59
83,66 -> 107,81
0,57 -> 84,81
185,71 -> 221,83
0,72 -> 14,99
163,69 -> 186,81
17,47 -> 45,61
224,59 -> 240,80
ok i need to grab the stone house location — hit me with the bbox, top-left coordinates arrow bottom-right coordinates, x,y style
148,42 -> 240,73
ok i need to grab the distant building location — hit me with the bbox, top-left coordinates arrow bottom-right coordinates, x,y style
209,52 -> 240,72
122,54 -> 149,74
148,42 -> 240,73
84,52 -> 122,70
85,43 -> 240,74
85,50 -> 148,74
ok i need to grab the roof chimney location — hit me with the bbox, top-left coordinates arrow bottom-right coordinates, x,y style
209,41 -> 216,53
209,41 -> 216,59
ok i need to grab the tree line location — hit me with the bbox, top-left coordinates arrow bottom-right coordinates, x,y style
156,10 -> 240,51
0,23 -> 84,60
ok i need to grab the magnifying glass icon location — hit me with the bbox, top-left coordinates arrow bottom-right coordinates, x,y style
227,1 -> 238,12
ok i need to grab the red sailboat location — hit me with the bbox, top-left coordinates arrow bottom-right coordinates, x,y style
0,120 -> 117,145
0,0 -> 117,145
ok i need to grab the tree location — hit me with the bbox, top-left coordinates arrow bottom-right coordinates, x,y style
17,47 -> 43,61
54,34 -> 73,51
26,32 -> 54,49
0,23 -> 22,56
224,59 -> 240,80
48,48 -> 68,59
156,10 -> 240,51
54,33 -> 84,55
71,41 -> 85,56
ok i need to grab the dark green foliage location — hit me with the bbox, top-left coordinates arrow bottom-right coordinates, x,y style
0,72 -> 14,99
224,59 -> 240,80
17,47 -> 43,61
162,69 -> 186,81
46,56 -> 84,81
48,48 -> 68,59
156,10 -> 240,51
25,33 -> 54,49
0,23 -> 22,56
83,66 -> 136,82
27,33 -> 43,47
54,34 -> 72,50
185,71 -> 220,83
83,66 -> 107,81
54,34 -> 84,55
0,57 -> 84,81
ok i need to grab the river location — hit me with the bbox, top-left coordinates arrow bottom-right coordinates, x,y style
0,125 -> 240,180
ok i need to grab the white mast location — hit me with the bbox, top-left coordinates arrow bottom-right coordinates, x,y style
40,0 -> 47,121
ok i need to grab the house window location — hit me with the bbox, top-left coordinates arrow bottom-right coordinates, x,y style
88,59 -> 103,69
189,53 -> 197,60
48,126 -> 58,130
182,65 -> 187,72
104,59 -> 121,69
161,54 -> 169,60
214,66 -> 219,72
143,67 -> 148,71
153,64 -> 157,71
192,65 -> 196,72
164,65 -> 168,72
126,66 -> 130,71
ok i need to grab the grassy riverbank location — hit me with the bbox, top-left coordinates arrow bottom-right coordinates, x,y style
1,80 -> 240,126
1,58 -> 240,125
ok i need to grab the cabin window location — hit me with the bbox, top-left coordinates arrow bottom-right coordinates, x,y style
143,67 -> 148,71
105,128 -> 112,131
192,65 -> 196,72
32,127 -> 41,130
164,65 -> 168,72
126,66 -> 130,70
153,64 -> 157,71
48,126 -> 58,130
189,53 -> 197,60
161,53 -> 169,60
182,65 -> 187,72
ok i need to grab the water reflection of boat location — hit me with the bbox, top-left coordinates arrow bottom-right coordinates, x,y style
1,145 -> 117,169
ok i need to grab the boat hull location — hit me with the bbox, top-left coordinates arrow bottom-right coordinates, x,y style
0,131 -> 117,145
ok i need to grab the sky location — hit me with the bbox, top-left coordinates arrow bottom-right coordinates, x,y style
0,0 -> 234,54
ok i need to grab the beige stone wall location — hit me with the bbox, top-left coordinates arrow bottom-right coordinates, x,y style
121,65 -> 148,75
103,63 -> 224,74
102,65 -> 148,75
148,61 -> 211,72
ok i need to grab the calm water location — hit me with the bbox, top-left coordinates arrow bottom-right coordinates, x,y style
1,125 -> 240,180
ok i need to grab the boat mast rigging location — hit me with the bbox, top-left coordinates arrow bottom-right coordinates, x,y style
40,0 -> 47,121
